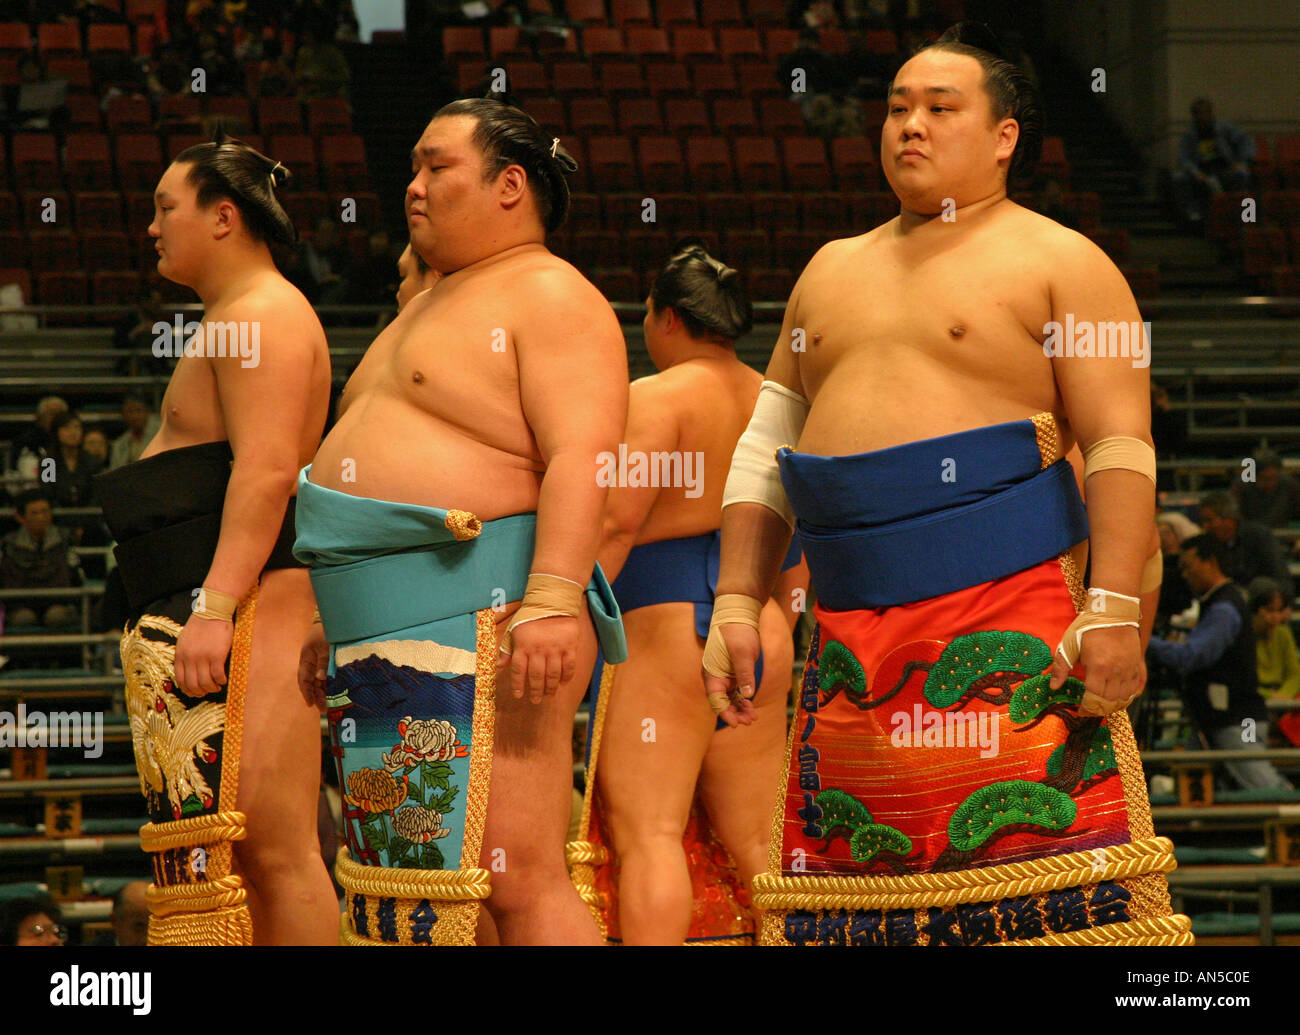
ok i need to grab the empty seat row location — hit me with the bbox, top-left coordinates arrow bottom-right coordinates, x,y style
456,59 -> 787,101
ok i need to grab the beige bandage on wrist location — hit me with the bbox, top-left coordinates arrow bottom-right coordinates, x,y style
498,573 -> 584,656
702,593 -> 763,714
722,380 -> 810,529
1082,436 -> 1156,485
192,586 -> 240,622
1056,587 -> 1142,715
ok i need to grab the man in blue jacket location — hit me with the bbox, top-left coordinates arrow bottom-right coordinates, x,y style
1173,98 -> 1255,227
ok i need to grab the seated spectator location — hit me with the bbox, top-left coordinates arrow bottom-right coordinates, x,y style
255,36 -> 299,97
1249,577 -> 1300,699
193,28 -> 245,96
1147,535 -> 1292,792
0,491 -> 82,627
1156,514 -> 1198,625
288,217 -> 353,304
8,396 -> 68,482
1172,98 -> 1254,227
110,881 -> 150,947
1200,490 -> 1294,602
113,286 -> 175,375
49,413 -> 103,510
109,392 -> 162,470
3,53 -> 68,134
777,28 -> 839,98
82,428 -> 110,468
294,21 -> 352,101
0,896 -> 67,946
1234,448 -> 1300,530
1150,381 -> 1187,491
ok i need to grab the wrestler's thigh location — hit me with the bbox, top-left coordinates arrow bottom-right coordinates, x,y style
597,604 -> 715,842
698,609 -> 794,866
478,606 -> 598,870
234,568 -> 322,849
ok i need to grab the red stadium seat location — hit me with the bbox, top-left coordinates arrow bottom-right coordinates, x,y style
0,192 -> 18,229
208,96 -> 254,134
685,138 -> 734,189
63,94 -> 104,132
81,230 -> 134,270
747,267 -> 794,300
20,189 -> 70,229
442,27 -> 485,61
11,134 -> 60,190
45,57 -> 92,91
759,97 -> 805,138
1277,135 -> 1300,188
504,62 -> 548,96
772,229 -> 820,269
87,24 -> 131,53
587,137 -> 636,190
567,0 -> 609,24
599,63 -> 646,98
0,232 -> 28,266
1242,226 -> 1287,277
126,0 -> 164,23
36,271 -> 89,306
737,62 -> 781,100
819,28 -> 848,54
690,64 -> 736,100
0,55 -> 17,85
105,94 -> 153,134
863,29 -> 898,54
698,191 -> 750,226
1063,191 -> 1101,234
572,230 -> 624,266
0,23 -> 32,52
744,0 -> 785,25
37,23 -> 81,55
124,191 -> 155,231
535,28 -> 578,62
860,97 -> 888,132
1208,192 -> 1251,244
645,63 -> 691,98
658,0 -> 699,26
73,191 -> 124,232
489,27 -> 533,62
651,191 -> 700,233
636,137 -> 685,190
700,0 -> 745,26
830,137 -> 879,188
157,95 -> 202,131
1272,265 -> 1300,296
525,96 -> 566,134
590,267 -> 638,301
307,98 -> 352,136
114,133 -> 164,190
750,189 -> 798,229
258,97 -> 304,136
319,135 -> 368,193
763,28 -> 798,60
800,193 -> 847,231
1085,228 -> 1130,261
663,98 -> 710,137
1036,136 -> 1069,184
551,62 -> 598,96
618,98 -> 664,135
711,98 -> 756,138
134,23 -> 157,58
782,137 -> 830,189
846,192 -> 897,230
281,190 -> 329,230
672,27 -> 716,63
164,134 -> 205,160
92,270 -> 143,305
721,228 -> 770,267
566,192 -> 600,229
733,137 -> 780,189
582,27 -> 625,64
569,97 -> 616,136
0,268 -> 33,301
29,231 -> 81,272
624,27 -> 670,61
268,135 -> 319,188
718,28 -> 762,62
609,0 -> 653,26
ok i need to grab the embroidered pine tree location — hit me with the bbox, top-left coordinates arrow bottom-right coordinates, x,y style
933,780 -> 1077,871
923,631 -> 1055,709
813,788 -> 915,873
1009,673 -> 1116,794
817,641 -> 867,707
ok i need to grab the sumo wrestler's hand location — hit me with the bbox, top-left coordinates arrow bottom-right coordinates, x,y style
1050,623 -> 1146,717
298,621 -> 330,712
701,622 -> 760,730
497,614 -> 579,705
174,615 -> 233,697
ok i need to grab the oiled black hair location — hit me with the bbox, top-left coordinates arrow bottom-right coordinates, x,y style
650,237 -> 752,343
431,97 -> 579,234
910,21 -> 1043,181
173,128 -> 296,253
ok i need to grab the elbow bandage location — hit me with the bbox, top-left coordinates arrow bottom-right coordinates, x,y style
722,380 -> 810,528
1083,436 -> 1156,485
498,573 -> 584,656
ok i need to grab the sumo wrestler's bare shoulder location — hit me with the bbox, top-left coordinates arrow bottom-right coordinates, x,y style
1002,204 -> 1129,296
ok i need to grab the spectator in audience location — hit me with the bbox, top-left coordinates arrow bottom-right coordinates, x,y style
1199,490 -> 1294,602
254,35 -> 299,97
8,396 -> 68,479
1173,98 -> 1255,228
113,286 -> 174,374
109,392 -> 161,470
1234,448 -> 1300,530
1147,534 -> 1292,791
0,896 -> 67,946
3,53 -> 69,134
294,19 -> 352,101
1150,381 -> 1187,491
193,28 -> 244,96
0,491 -> 81,627
82,428 -> 109,467
49,413 -> 103,511
1249,577 -> 1300,700
778,28 -> 839,98
289,216 -> 352,304
110,881 -> 150,947
1156,514 -> 1198,626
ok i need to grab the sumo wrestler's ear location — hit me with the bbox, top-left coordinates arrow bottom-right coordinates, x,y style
995,116 -> 1020,164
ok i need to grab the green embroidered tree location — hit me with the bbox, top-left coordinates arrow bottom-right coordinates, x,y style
1046,724 -> 1117,793
1009,673 -> 1112,794
817,640 -> 866,707
923,631 -> 1054,709
933,780 -> 1077,871
813,788 -> 914,873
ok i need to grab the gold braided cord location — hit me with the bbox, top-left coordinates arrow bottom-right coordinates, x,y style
565,841 -> 608,866
753,837 -> 1176,911
340,918 -> 381,946
461,610 -> 496,872
1029,412 -> 1061,467
574,885 -> 606,908
444,509 -> 482,540
138,811 -> 248,852
336,846 -> 491,901
148,904 -> 254,946
767,652 -> 804,875
994,912 -> 1194,947
146,873 -> 247,915
218,583 -> 257,814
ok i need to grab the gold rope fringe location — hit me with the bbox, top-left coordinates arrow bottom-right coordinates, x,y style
335,845 -> 491,901
146,873 -> 247,915
565,841 -> 608,866
444,510 -> 482,540
994,912 -> 1194,946
138,810 -> 248,852
754,837 -> 1176,911
567,660 -> 618,937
